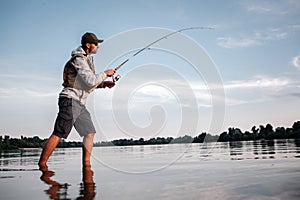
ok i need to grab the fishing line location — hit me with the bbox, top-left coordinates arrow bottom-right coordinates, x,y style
112,26 -> 214,82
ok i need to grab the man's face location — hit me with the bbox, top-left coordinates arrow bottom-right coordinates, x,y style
90,43 -> 99,54
86,43 -> 99,54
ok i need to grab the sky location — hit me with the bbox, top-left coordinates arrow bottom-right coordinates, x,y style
0,0 -> 299,141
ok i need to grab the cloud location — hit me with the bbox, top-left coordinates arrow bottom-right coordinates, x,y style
0,87 -> 57,99
246,5 -> 272,13
217,28 -> 288,48
224,75 -> 290,90
292,54 -> 300,70
150,76 -> 298,107
182,76 -> 295,107
131,84 -> 176,103
217,37 -> 261,48
190,75 -> 300,106
0,72 -> 59,100
255,28 -> 288,41
289,24 -> 300,30
241,0 -> 300,15
93,74 -> 299,111
223,75 -> 300,106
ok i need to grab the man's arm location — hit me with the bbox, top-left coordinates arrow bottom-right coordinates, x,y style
97,81 -> 115,89
74,57 -> 115,90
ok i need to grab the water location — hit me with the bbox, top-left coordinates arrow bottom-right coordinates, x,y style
0,139 -> 300,200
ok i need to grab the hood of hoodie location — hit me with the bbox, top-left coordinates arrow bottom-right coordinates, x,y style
71,46 -> 86,57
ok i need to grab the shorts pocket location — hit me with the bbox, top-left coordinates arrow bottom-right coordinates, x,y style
55,99 -> 74,136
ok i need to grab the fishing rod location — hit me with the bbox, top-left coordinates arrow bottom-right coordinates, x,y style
111,26 -> 214,82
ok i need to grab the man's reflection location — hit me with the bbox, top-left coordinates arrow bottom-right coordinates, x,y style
39,165 -> 96,200
39,165 -> 70,200
77,166 -> 96,200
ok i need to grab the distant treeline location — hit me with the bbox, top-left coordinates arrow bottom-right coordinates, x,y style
96,121 -> 300,146
0,135 -> 83,150
1,121 -> 300,150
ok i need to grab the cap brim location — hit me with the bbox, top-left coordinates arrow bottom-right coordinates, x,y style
98,39 -> 104,43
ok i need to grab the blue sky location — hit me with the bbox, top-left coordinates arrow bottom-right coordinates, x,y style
0,0 -> 299,141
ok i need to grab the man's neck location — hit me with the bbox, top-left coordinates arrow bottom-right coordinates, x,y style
82,46 -> 90,55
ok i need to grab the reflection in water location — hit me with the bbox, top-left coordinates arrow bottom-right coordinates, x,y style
229,141 -> 243,157
0,149 -> 66,168
77,166 -> 96,200
39,166 -> 96,200
294,139 -> 300,155
192,139 -> 300,161
39,166 -> 71,200
224,139 -> 300,160
0,139 -> 299,167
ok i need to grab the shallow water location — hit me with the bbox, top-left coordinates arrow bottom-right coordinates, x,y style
0,139 -> 300,200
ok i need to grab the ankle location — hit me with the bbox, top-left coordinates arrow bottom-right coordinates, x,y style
38,161 -> 48,169
83,161 -> 91,168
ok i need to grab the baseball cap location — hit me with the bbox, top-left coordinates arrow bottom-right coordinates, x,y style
81,32 -> 104,45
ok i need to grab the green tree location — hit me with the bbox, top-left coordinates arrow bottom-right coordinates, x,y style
243,131 -> 254,141
219,131 -> 230,142
251,126 -> 259,140
275,127 -> 286,138
292,121 -> 300,138
232,128 -> 243,141
172,135 -> 193,143
193,132 -> 206,143
265,124 -> 274,139
258,125 -> 267,139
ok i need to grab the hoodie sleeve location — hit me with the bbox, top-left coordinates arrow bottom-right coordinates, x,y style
73,56 -> 107,90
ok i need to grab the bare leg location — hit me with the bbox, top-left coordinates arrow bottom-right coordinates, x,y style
38,134 -> 61,168
82,133 -> 95,167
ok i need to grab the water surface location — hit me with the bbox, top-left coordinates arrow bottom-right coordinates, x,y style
0,139 -> 299,199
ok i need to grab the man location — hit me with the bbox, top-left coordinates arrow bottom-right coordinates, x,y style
39,32 -> 115,169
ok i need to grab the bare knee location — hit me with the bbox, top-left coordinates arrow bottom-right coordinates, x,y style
83,133 -> 95,143
84,133 -> 95,139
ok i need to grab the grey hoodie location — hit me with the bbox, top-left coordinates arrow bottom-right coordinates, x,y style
59,46 -> 107,105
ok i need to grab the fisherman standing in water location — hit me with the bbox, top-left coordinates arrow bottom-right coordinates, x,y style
39,32 -> 116,169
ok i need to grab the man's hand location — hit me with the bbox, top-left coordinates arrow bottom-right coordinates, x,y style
102,81 -> 115,89
104,69 -> 115,77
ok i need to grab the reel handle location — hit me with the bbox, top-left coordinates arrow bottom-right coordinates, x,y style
112,75 -> 121,82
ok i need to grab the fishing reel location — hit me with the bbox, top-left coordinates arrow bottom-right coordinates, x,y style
112,74 -> 121,82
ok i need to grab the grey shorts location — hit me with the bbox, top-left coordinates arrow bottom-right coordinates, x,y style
52,97 -> 96,139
